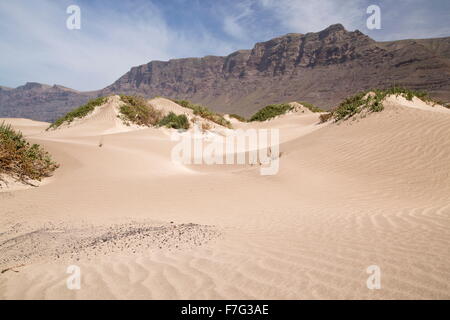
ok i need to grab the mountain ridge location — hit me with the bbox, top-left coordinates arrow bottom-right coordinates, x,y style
2,24 -> 450,121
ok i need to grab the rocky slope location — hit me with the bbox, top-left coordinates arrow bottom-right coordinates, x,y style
1,24 -> 450,121
0,83 -> 94,122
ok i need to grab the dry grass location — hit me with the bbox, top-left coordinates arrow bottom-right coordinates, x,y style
319,113 -> 333,123
201,122 -> 212,131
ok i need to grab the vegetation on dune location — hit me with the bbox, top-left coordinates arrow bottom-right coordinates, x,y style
158,112 -> 190,130
1,122 -> 58,186
249,103 -> 294,122
319,113 -> 333,123
331,91 -> 376,121
299,101 -> 324,113
119,95 -> 162,126
172,99 -> 232,128
228,113 -> 247,122
322,87 -> 441,122
48,97 -> 107,129
201,122 -> 212,131
246,101 -> 322,122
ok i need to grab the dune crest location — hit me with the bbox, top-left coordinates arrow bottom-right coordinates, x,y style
45,95 -> 146,136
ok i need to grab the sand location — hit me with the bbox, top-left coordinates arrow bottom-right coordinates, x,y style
0,96 -> 449,299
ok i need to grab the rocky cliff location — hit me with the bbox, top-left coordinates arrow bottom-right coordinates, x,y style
2,24 -> 450,121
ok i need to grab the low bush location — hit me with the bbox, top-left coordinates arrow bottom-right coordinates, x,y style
1,122 -> 58,185
172,99 -> 231,128
332,91 -> 368,121
300,101 -> 324,113
324,87 -> 439,122
119,95 -> 162,126
249,103 -> 294,122
319,113 -> 333,123
158,112 -> 190,130
48,97 -> 107,129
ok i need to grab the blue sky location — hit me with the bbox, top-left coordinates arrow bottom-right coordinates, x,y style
1,0 -> 449,91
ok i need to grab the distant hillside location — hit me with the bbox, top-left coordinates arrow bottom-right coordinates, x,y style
0,82 -> 95,122
1,24 -> 450,121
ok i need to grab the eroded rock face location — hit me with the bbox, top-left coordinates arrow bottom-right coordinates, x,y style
101,25 -> 378,96
101,24 -> 450,116
2,24 -> 450,120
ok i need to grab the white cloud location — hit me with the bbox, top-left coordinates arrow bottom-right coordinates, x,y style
0,0 -> 235,91
257,0 -> 450,40
374,1 -> 450,40
0,0 -> 448,90
258,0 -> 367,33
221,1 -> 255,40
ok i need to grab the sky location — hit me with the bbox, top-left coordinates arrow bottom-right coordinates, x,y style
1,0 -> 449,91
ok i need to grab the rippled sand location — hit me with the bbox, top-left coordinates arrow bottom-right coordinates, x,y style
1,96 -> 449,299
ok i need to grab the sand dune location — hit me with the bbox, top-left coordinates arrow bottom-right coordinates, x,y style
0,96 -> 449,299
0,118 -> 49,136
149,97 -> 231,132
43,95 -> 147,137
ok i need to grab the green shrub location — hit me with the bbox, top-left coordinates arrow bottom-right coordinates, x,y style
49,97 -> 107,129
329,87 -> 439,122
172,99 -> 192,109
228,113 -> 247,122
118,95 -> 162,126
249,103 -> 294,122
158,112 -> 190,130
172,99 -> 232,128
332,92 -> 368,121
381,86 -> 429,102
1,122 -> 58,185
300,101 -> 324,113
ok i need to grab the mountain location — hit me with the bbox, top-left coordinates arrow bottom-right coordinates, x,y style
1,24 -> 450,121
0,82 -> 95,122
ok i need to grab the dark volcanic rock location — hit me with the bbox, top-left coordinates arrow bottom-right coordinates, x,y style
1,24 -> 450,121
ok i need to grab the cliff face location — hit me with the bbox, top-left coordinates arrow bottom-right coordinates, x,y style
100,24 -> 450,116
2,24 -> 450,121
100,24 -> 384,115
